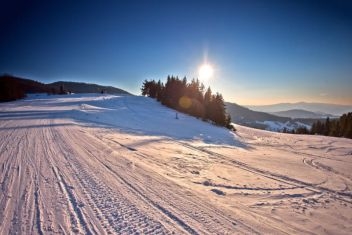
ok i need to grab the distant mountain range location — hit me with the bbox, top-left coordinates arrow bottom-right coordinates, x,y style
226,102 -> 323,132
247,102 -> 352,116
271,109 -> 337,119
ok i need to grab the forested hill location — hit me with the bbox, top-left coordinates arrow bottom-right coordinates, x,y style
225,102 -> 323,131
225,102 -> 290,123
0,74 -> 130,102
49,81 -> 130,95
0,75 -> 50,101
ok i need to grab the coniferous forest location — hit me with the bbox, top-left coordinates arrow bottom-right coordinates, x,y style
286,113 -> 352,139
310,113 -> 352,139
141,76 -> 234,130
0,75 -> 26,102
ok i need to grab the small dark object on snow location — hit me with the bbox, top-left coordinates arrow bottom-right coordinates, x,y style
211,188 -> 225,196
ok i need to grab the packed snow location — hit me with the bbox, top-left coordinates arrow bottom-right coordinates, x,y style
1,93 -> 352,234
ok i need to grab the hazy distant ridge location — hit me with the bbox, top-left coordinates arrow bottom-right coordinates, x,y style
272,109 -> 337,119
226,102 -> 322,131
247,102 -> 352,116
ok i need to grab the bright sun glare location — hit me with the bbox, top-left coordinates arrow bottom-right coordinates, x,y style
199,64 -> 214,81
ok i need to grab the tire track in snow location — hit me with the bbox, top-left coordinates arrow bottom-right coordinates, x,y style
303,158 -> 352,195
34,178 -> 44,235
76,165 -> 170,234
0,120 -> 46,234
97,136 -> 258,234
101,163 -> 198,235
72,127 -> 257,234
303,158 -> 352,182
37,120 -> 99,234
0,121 -> 28,233
52,166 -> 93,234
166,141 -> 335,235
53,125 -> 174,234
178,141 -> 352,204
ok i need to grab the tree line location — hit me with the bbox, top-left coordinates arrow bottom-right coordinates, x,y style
283,113 -> 352,139
0,75 -> 26,101
141,76 -> 234,130
0,74 -> 67,102
310,113 -> 352,138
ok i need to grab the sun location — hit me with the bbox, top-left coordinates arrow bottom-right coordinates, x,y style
199,64 -> 214,81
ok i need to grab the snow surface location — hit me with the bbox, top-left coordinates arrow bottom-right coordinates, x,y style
1,93 -> 352,234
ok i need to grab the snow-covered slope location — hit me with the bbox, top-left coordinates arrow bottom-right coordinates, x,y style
21,93 -> 238,145
1,94 -> 352,234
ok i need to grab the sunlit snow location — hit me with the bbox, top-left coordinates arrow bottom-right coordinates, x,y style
1,93 -> 351,234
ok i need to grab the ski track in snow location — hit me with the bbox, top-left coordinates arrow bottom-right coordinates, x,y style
1,93 -> 352,234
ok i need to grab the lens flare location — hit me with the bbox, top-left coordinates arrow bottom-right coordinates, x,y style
179,96 -> 192,109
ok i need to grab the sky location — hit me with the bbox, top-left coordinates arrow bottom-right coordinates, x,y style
1,0 -> 351,105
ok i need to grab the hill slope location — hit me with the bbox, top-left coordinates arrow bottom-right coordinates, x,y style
48,81 -> 130,94
0,75 -> 130,102
226,102 -> 317,131
226,102 -> 289,123
0,94 -> 351,234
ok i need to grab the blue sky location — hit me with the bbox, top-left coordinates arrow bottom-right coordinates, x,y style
1,0 -> 351,105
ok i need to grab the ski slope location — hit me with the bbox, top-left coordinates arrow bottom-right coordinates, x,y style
0,93 -> 352,234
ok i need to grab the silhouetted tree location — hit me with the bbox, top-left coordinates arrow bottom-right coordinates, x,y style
207,93 -> 227,126
295,126 -> 309,134
203,87 -> 212,120
324,117 -> 330,136
0,75 -> 25,101
140,76 -> 233,130
306,112 -> 352,139
51,87 -> 57,95
59,85 -> 66,94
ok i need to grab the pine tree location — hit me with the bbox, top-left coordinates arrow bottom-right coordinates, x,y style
324,117 -> 330,136
208,93 -> 227,126
140,76 -> 233,130
156,80 -> 164,102
307,112 -> 352,139
0,76 -> 25,101
204,87 -> 212,120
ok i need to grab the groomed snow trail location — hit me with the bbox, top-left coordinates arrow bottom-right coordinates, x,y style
1,94 -> 352,234
0,118 -> 252,234
0,95 -> 251,234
